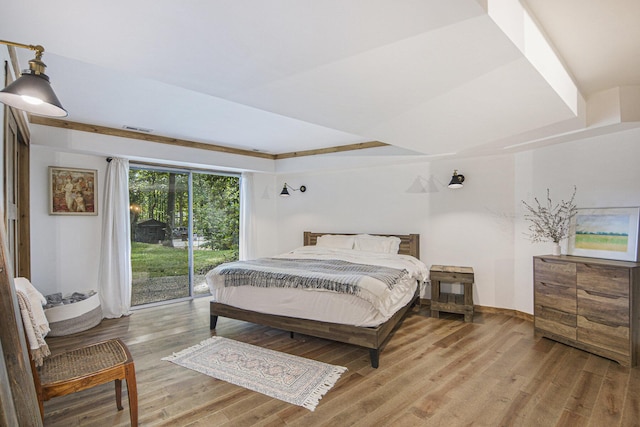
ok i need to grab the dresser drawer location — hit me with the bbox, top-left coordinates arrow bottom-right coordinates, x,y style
577,264 -> 629,297
534,279 -> 577,341
534,304 -> 576,340
535,258 -> 576,286
577,289 -> 629,327
534,281 -> 576,314
577,315 -> 630,356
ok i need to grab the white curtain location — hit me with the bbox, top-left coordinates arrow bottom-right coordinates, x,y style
97,158 -> 132,318
239,172 -> 255,260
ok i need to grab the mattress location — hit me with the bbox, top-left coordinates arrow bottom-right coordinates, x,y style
206,246 -> 428,327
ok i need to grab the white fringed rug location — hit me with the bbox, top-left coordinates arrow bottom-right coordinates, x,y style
162,336 -> 347,411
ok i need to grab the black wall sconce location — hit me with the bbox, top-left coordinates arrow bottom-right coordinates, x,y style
448,170 -> 465,189
0,39 -> 67,117
280,183 -> 307,197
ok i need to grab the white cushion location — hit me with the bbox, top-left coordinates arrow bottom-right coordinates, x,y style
316,234 -> 355,249
354,234 -> 401,254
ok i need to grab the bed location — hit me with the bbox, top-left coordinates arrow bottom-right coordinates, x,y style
206,232 -> 427,368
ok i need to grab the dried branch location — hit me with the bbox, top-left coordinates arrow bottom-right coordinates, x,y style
522,186 -> 577,243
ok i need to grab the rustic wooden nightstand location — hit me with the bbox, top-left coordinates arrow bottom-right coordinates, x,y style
430,265 -> 475,322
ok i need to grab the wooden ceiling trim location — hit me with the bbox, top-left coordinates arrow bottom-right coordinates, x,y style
274,141 -> 388,159
29,117 -> 276,159
29,116 -> 388,160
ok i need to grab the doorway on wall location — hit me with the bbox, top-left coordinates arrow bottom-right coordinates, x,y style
128,166 -> 239,306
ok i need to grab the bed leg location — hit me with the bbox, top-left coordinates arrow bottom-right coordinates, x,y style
210,315 -> 218,329
369,349 -> 380,369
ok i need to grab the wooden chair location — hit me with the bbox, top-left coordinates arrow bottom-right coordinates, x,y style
27,337 -> 138,426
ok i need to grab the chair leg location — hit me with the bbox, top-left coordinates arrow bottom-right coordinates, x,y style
115,379 -> 123,411
126,363 -> 138,427
38,397 -> 45,422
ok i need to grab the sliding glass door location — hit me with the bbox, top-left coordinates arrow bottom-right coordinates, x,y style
129,166 -> 239,306
191,173 -> 240,297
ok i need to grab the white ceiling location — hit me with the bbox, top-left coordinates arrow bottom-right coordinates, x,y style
2,0 -> 639,157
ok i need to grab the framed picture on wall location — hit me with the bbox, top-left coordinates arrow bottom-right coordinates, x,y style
49,167 -> 98,215
568,207 -> 640,262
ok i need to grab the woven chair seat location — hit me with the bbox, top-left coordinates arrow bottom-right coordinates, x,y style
29,337 -> 138,426
17,276 -> 138,426
39,339 -> 129,384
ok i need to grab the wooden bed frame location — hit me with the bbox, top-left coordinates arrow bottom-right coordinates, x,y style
209,232 -> 421,368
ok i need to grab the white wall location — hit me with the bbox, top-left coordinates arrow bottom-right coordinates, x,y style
275,126 -> 640,313
27,124 -> 640,313
246,172 -> 279,258
29,124 -> 276,174
513,126 -> 640,313
30,146 -> 105,296
28,126 -> 280,297
274,155 -> 517,307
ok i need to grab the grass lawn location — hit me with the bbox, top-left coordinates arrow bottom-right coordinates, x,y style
130,242 -> 236,306
131,242 -> 236,278
575,233 -> 628,252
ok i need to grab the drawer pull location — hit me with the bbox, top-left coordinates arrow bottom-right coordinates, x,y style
581,315 -> 625,329
583,289 -> 627,299
583,289 -> 621,299
539,305 -> 570,315
538,281 -> 573,291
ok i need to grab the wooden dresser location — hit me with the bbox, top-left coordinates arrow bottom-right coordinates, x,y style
533,255 -> 640,366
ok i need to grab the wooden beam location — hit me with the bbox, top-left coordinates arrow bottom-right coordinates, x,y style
274,141 -> 388,159
17,137 -> 31,278
29,116 -> 388,160
29,117 -> 277,159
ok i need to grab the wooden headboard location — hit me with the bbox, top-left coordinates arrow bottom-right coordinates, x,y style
303,231 -> 420,259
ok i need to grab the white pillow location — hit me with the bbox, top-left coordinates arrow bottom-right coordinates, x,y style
316,234 -> 355,249
354,234 -> 401,254
388,237 -> 401,254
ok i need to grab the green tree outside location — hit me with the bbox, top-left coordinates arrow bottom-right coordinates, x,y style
128,167 -> 240,305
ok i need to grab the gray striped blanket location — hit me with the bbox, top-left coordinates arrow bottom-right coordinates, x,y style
216,258 -> 407,296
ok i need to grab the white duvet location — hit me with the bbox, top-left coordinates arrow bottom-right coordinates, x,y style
206,246 -> 429,327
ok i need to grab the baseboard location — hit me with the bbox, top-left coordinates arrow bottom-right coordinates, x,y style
474,305 -> 533,322
419,299 -> 533,322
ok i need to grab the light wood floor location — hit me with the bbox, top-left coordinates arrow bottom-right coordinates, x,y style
42,298 -> 640,426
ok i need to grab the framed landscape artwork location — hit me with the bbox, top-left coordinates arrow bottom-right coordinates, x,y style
49,167 -> 98,215
568,207 -> 640,262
